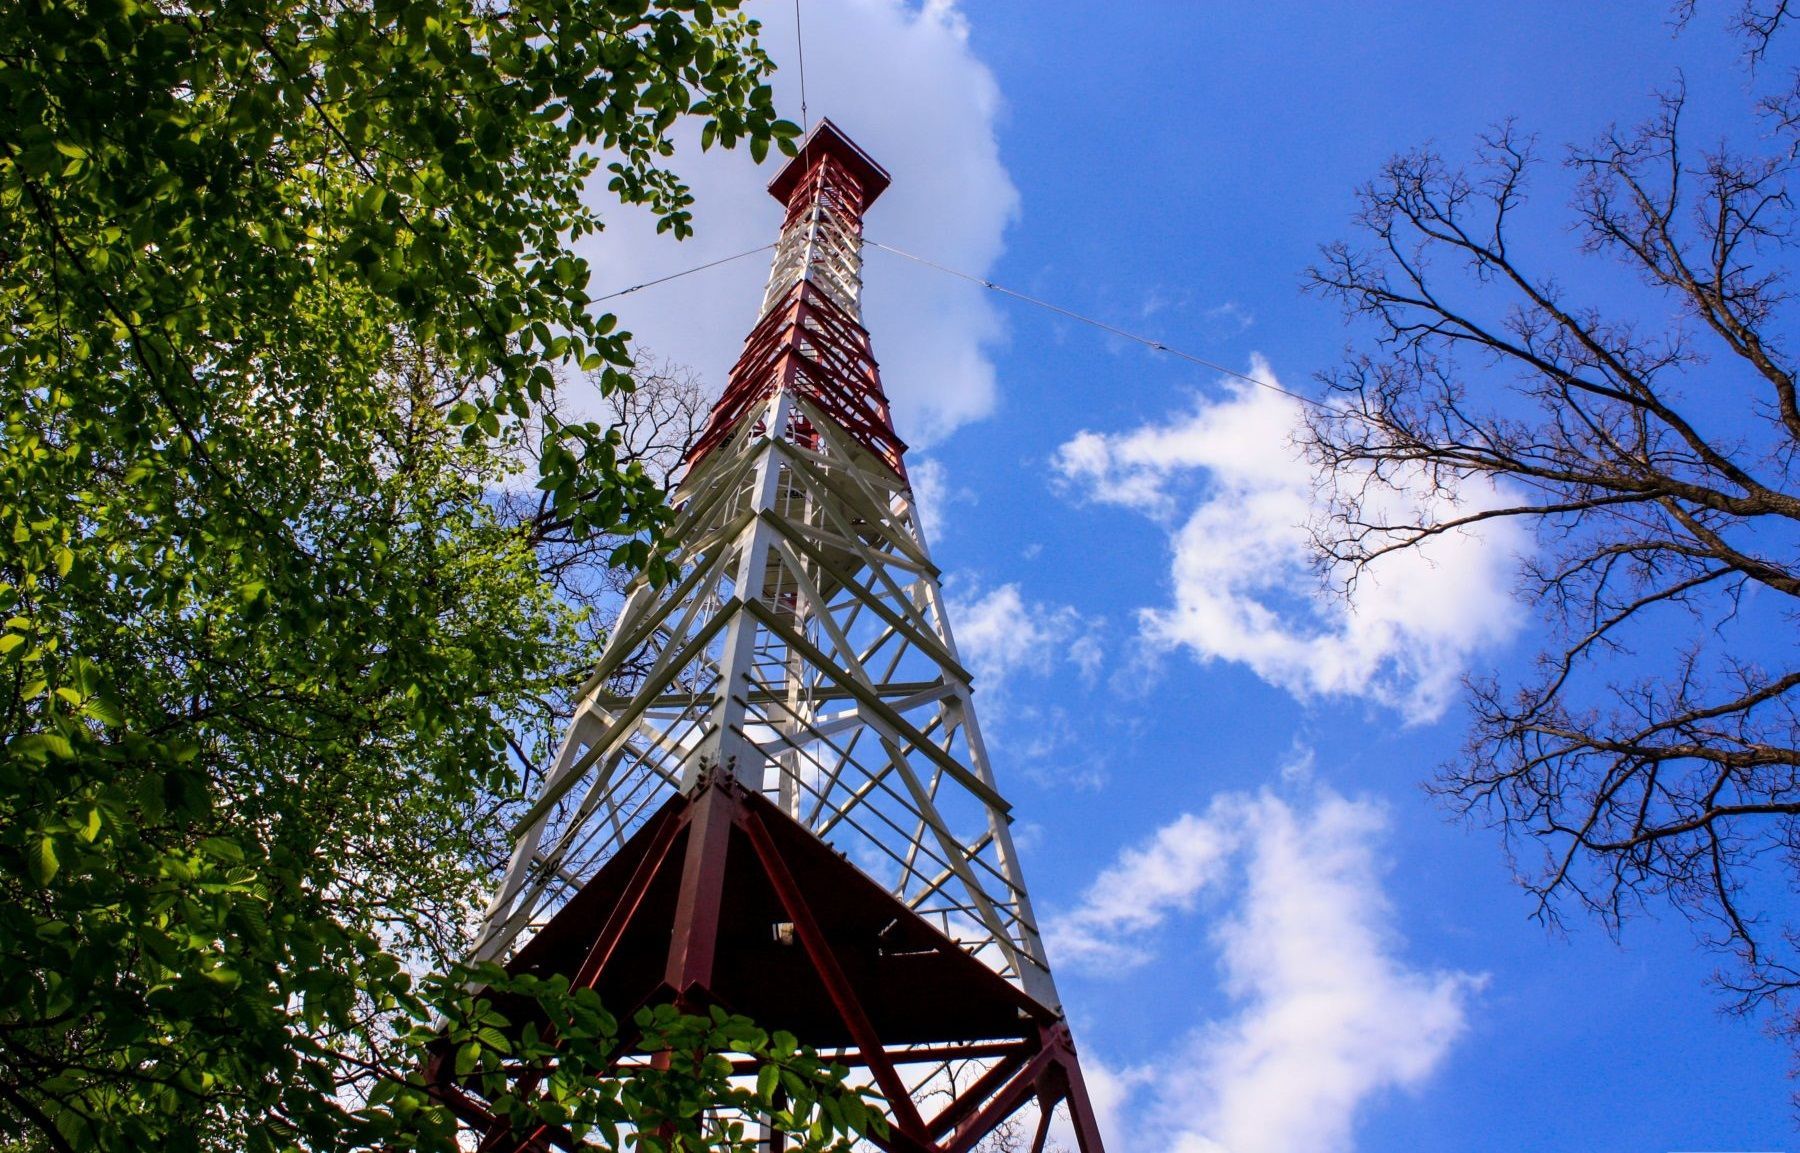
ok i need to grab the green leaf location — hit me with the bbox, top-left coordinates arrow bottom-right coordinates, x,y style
30,834 -> 59,885
200,837 -> 245,864
12,732 -> 75,761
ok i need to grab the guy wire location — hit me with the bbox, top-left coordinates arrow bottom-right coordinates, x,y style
586,236 -> 1323,413
590,243 -> 775,303
864,240 -> 1327,411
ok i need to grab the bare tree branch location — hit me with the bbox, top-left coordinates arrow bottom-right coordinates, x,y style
1304,78 -> 1800,1055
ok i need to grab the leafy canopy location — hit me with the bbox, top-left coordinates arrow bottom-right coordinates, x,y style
0,1 -> 851,1150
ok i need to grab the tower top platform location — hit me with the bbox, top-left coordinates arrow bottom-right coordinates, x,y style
766,117 -> 891,210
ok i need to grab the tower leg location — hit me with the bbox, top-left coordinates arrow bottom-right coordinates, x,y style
1046,1023 -> 1106,1153
1029,1101 -> 1055,1153
665,775 -> 734,1001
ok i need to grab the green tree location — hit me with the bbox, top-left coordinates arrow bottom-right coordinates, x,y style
0,2 -> 869,1149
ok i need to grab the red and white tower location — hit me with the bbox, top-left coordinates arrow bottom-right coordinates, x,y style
459,120 -> 1105,1152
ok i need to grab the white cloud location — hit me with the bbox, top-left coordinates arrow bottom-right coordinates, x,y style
907,456 -> 970,545
1277,738 -> 1316,785
576,0 -> 1017,447
1053,356 -> 1526,723
1076,1060 -> 1157,1153
1050,811 -> 1235,969
948,582 -> 1100,700
1203,300 -> 1256,336
1048,788 -> 1483,1153
1067,632 -> 1104,682
945,583 -> 1108,780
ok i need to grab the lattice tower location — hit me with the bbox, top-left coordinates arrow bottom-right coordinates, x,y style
447,119 -> 1105,1153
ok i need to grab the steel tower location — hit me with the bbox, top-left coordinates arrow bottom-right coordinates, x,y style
451,120 -> 1105,1153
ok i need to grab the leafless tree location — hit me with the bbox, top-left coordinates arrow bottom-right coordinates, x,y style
1678,2 -> 1800,139
1302,26 -> 1800,1046
923,1062 -> 1073,1152
479,351 -> 711,857
495,350 -> 710,625
970,1116 -> 1071,1153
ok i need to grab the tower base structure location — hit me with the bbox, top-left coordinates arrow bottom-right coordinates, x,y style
430,773 -> 1105,1152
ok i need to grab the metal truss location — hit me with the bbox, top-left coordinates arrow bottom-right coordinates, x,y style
457,119 -> 1102,1153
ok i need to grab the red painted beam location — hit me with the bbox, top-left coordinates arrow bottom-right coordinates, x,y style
665,782 -> 735,999
738,807 -> 933,1146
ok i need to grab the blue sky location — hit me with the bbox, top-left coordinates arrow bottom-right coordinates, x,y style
581,3 -> 1796,1148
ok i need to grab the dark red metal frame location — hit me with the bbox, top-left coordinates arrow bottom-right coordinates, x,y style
428,775 -> 1105,1152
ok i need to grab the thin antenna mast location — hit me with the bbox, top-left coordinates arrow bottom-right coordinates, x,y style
793,0 -> 809,133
